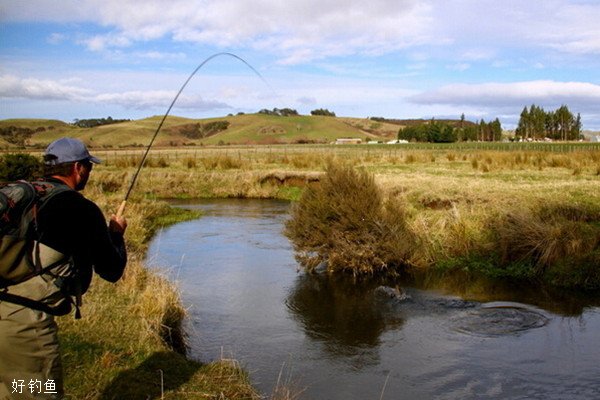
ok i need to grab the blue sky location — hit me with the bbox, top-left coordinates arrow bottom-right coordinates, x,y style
1,0 -> 600,130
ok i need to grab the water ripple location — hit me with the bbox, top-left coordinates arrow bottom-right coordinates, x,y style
452,302 -> 551,337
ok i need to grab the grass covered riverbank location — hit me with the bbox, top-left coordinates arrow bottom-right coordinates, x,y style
286,162 -> 600,289
50,143 -> 598,397
56,192 -> 262,399
87,144 -> 599,290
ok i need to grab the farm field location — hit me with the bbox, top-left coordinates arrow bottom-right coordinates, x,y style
79,143 -> 600,290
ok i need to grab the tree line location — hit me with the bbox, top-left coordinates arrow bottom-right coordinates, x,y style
258,108 -> 300,117
73,116 -> 130,128
516,105 -> 581,141
257,108 -> 336,117
310,108 -> 336,117
398,116 -> 502,143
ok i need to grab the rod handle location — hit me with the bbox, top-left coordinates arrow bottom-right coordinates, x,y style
116,200 -> 127,220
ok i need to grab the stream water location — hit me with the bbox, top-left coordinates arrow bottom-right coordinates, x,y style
147,199 -> 600,399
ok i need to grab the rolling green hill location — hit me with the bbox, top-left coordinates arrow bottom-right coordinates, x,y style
1,114 -> 400,148
0,119 -> 76,148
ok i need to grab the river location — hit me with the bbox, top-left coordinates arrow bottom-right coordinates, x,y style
147,199 -> 600,399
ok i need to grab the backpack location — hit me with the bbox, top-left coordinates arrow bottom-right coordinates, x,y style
0,180 -> 79,317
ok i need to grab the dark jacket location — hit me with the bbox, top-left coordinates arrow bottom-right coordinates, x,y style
35,178 -> 127,294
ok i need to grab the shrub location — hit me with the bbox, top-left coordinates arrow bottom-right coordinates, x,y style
285,162 -> 415,276
176,121 -> 230,139
0,153 -> 42,181
0,126 -> 35,146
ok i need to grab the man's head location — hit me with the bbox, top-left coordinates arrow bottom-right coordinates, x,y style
43,138 -> 101,191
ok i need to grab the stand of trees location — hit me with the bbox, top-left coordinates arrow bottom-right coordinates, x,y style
311,108 -> 336,117
516,105 -> 581,141
398,117 -> 502,143
258,108 -> 299,117
73,116 -> 130,128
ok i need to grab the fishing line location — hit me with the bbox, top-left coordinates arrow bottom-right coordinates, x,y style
117,52 -> 272,218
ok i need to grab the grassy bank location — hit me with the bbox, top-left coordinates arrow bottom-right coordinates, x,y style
56,191 -> 261,399
286,162 -> 600,289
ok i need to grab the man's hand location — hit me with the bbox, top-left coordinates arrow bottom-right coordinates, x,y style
109,215 -> 128,235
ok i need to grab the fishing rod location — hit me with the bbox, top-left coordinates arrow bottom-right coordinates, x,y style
116,52 -> 271,219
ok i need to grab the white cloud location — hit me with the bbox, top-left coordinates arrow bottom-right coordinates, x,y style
0,74 -> 229,111
133,51 -> 187,61
3,0 -> 600,60
0,75 -> 92,100
410,80 -> 600,112
296,96 -> 317,105
1,0 -> 434,62
460,50 -> 496,61
78,33 -> 132,52
3,0 -> 600,65
94,91 -> 230,110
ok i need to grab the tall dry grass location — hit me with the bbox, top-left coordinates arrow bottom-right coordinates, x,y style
285,162 -> 416,276
485,202 -> 600,285
285,157 -> 600,289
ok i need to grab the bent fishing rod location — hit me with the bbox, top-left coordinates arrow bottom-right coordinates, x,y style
116,52 -> 270,218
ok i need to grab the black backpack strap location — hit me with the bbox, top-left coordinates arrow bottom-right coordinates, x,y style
0,290 -> 72,316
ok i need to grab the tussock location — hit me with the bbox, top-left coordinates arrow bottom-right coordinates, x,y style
489,203 -> 600,277
285,163 -> 415,275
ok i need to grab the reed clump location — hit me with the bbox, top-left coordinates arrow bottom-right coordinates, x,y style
285,162 -> 415,276
486,202 -> 600,287
285,156 -> 599,289
410,205 -> 487,268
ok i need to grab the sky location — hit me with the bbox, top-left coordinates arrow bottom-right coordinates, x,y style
1,0 -> 600,130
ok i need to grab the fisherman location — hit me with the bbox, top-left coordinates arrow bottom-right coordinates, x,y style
0,137 -> 127,399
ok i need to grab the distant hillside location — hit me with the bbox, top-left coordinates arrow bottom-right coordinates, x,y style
0,114 -> 399,148
0,119 -> 76,148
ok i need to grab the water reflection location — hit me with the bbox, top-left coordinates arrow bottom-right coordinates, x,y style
411,270 -> 600,316
286,273 -> 554,345
286,274 -> 404,356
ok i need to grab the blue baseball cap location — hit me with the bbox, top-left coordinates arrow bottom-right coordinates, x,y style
44,137 -> 101,165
